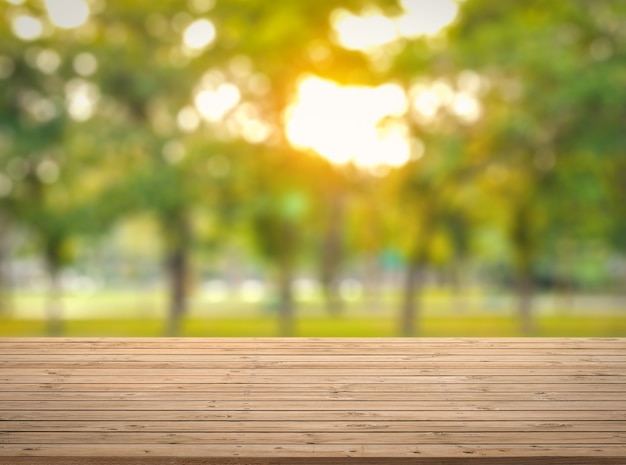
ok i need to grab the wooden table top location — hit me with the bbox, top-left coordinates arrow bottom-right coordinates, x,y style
1,337 -> 625,464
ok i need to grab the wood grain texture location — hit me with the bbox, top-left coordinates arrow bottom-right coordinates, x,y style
1,337 -> 625,464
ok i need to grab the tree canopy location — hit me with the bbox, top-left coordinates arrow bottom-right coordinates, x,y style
1,0 -> 624,335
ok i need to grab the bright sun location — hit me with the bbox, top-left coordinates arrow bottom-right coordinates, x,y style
285,76 -> 411,169
332,0 -> 459,51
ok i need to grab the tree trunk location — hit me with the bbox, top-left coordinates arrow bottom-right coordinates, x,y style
511,202 -> 535,335
400,208 -> 434,337
0,218 -> 11,317
277,254 -> 294,336
275,215 -> 300,337
320,194 -> 343,316
517,265 -> 534,335
164,217 -> 190,337
449,260 -> 466,313
321,280 -> 342,317
400,259 -> 421,337
46,264 -> 63,336
43,237 -> 65,336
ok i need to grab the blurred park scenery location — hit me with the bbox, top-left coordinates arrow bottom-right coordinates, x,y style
1,0 -> 625,337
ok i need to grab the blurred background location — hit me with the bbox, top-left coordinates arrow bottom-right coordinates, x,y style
1,0 -> 625,337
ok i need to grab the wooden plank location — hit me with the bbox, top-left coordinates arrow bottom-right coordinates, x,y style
3,409 -> 625,421
4,367 -> 624,377
0,363 -> 618,375
3,431 -> 626,444
1,443 -> 625,457
3,374 -> 625,384
4,420 -> 626,433
4,353 -> 626,360
2,390 -> 624,402
1,337 -> 624,464
4,359 -> 626,368
2,382 -> 625,392
1,399 -> 623,410
3,348 -> 624,357
2,458 -> 625,465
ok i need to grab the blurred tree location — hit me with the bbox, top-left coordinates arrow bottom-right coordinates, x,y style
4,0 -> 624,339
382,32 -> 486,335
0,9 -> 97,334
209,0 -> 400,334
72,0 -> 401,335
0,211 -> 9,315
391,132 -> 480,336
347,168 -> 401,313
247,147 -> 310,336
74,0 -> 231,335
317,165 -> 346,317
299,156 -> 347,317
447,0 -> 626,333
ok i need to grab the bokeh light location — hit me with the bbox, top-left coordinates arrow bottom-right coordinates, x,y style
286,76 -> 411,168
333,0 -> 458,51
332,10 -> 398,50
177,106 -> 201,132
194,83 -> 241,122
1,0 -> 624,340
183,18 -> 216,50
44,0 -> 90,29
65,79 -> 99,121
11,15 -> 44,41
397,0 -> 458,37
73,53 -> 98,76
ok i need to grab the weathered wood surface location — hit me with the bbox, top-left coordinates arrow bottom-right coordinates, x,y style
1,337 -> 625,464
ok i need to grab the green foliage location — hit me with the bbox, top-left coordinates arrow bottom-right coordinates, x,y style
1,0 -> 624,334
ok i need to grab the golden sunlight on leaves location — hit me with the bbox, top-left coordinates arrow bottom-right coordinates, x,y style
1,0 -> 624,341
285,76 -> 411,168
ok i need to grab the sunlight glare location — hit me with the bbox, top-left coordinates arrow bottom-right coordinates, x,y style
286,76 -> 411,169
11,15 -> 43,41
35,49 -> 61,75
333,0 -> 458,51
65,78 -> 99,121
203,280 -> 228,303
177,106 -> 200,132
332,10 -> 398,50
397,0 -> 458,38
194,83 -> 240,122
452,93 -> 482,124
412,90 -> 440,118
183,18 -> 216,50
239,280 -> 265,303
44,0 -> 90,29
73,52 -> 98,76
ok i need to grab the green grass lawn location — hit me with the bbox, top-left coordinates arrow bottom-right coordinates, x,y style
2,289 -> 625,337
2,314 -> 625,337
